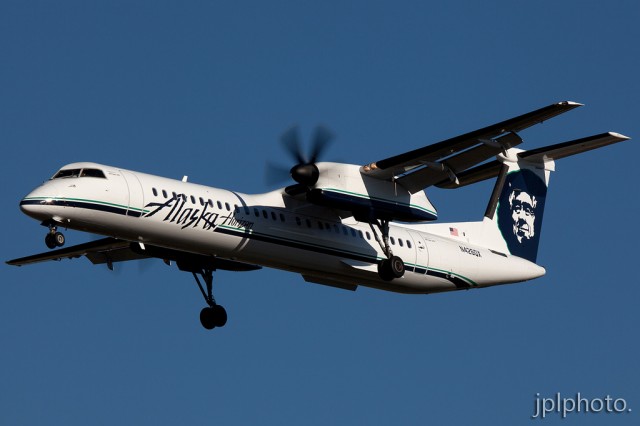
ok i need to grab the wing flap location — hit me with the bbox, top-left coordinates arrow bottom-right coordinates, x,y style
396,132 -> 522,193
302,274 -> 358,291
361,101 -> 581,182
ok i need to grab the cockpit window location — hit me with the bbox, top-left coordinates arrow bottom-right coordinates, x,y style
52,168 -> 106,179
52,169 -> 81,179
80,168 -> 106,178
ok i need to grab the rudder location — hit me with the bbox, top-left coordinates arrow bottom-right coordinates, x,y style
484,152 -> 552,263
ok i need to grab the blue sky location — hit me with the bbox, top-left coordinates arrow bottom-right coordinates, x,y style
1,1 -> 638,424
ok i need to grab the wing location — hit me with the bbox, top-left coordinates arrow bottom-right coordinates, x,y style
7,237 -> 261,272
436,132 -> 631,189
6,237 -> 139,267
361,101 -> 582,193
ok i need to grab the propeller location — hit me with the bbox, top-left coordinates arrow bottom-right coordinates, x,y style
266,125 -> 334,187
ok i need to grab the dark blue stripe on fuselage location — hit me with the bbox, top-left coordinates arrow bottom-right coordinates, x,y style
20,199 -> 142,217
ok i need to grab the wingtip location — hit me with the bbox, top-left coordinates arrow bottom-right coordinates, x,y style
562,100 -> 584,107
608,131 -> 631,140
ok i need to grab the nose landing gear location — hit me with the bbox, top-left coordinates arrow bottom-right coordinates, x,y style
192,268 -> 227,330
44,226 -> 65,249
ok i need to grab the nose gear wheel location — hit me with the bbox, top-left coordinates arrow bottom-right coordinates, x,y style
192,269 -> 228,330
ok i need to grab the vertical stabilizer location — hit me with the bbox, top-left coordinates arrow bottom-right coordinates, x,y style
482,151 -> 552,263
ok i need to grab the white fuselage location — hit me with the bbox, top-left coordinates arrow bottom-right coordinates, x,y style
20,162 -> 545,294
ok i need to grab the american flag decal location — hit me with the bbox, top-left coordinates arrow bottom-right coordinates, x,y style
449,227 -> 458,236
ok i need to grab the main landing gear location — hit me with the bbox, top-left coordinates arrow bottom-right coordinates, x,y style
192,268 -> 227,330
44,224 -> 65,249
369,219 -> 405,281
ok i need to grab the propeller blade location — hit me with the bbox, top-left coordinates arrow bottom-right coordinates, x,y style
309,125 -> 334,163
280,125 -> 306,164
265,161 -> 293,185
265,124 -> 336,188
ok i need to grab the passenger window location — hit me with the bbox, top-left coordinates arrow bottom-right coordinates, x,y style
398,239 -> 404,247
318,222 -> 324,230
390,237 -> 395,245
208,199 -> 213,207
244,206 -> 250,214
190,195 -> 196,204
152,188 -> 158,196
295,217 -> 301,226
279,213 -> 285,222
254,208 -> 260,217
358,230 -> 364,238
342,226 -> 348,235
407,240 -> 412,249
225,202 -> 230,211
306,219 -> 312,228
199,197 -> 204,206
270,211 -> 277,221
217,201 -> 222,209
162,190 -> 168,198
365,231 -> 371,240
350,228 -> 357,237
262,210 -> 268,219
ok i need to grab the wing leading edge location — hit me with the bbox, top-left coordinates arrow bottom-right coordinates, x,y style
361,101 -> 583,193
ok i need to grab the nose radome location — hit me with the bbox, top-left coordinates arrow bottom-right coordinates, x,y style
19,188 -> 51,220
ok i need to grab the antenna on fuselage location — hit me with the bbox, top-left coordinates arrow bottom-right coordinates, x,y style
182,176 -> 188,182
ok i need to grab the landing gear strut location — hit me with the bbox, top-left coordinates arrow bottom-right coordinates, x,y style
192,268 -> 227,330
369,219 -> 405,281
44,224 -> 65,249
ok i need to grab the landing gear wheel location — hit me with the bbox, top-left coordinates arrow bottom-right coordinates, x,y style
212,305 -> 227,327
389,255 -> 405,278
378,256 -> 405,281
200,307 -> 217,330
45,234 -> 57,249
53,232 -> 65,247
199,305 -> 227,330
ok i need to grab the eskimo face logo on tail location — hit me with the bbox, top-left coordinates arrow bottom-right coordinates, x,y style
497,169 -> 547,263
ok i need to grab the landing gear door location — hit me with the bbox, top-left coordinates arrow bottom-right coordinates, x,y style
121,170 -> 145,217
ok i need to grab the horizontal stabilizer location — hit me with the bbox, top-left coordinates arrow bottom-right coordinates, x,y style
437,132 -> 630,189
519,132 -> 630,162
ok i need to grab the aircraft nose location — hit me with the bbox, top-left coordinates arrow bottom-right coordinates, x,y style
19,190 -> 52,220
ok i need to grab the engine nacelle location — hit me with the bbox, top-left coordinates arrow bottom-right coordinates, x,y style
304,162 -> 437,222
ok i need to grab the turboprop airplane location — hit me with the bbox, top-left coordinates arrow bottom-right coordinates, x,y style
7,101 -> 630,330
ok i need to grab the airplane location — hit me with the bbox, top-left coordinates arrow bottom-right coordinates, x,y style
7,101 -> 630,330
